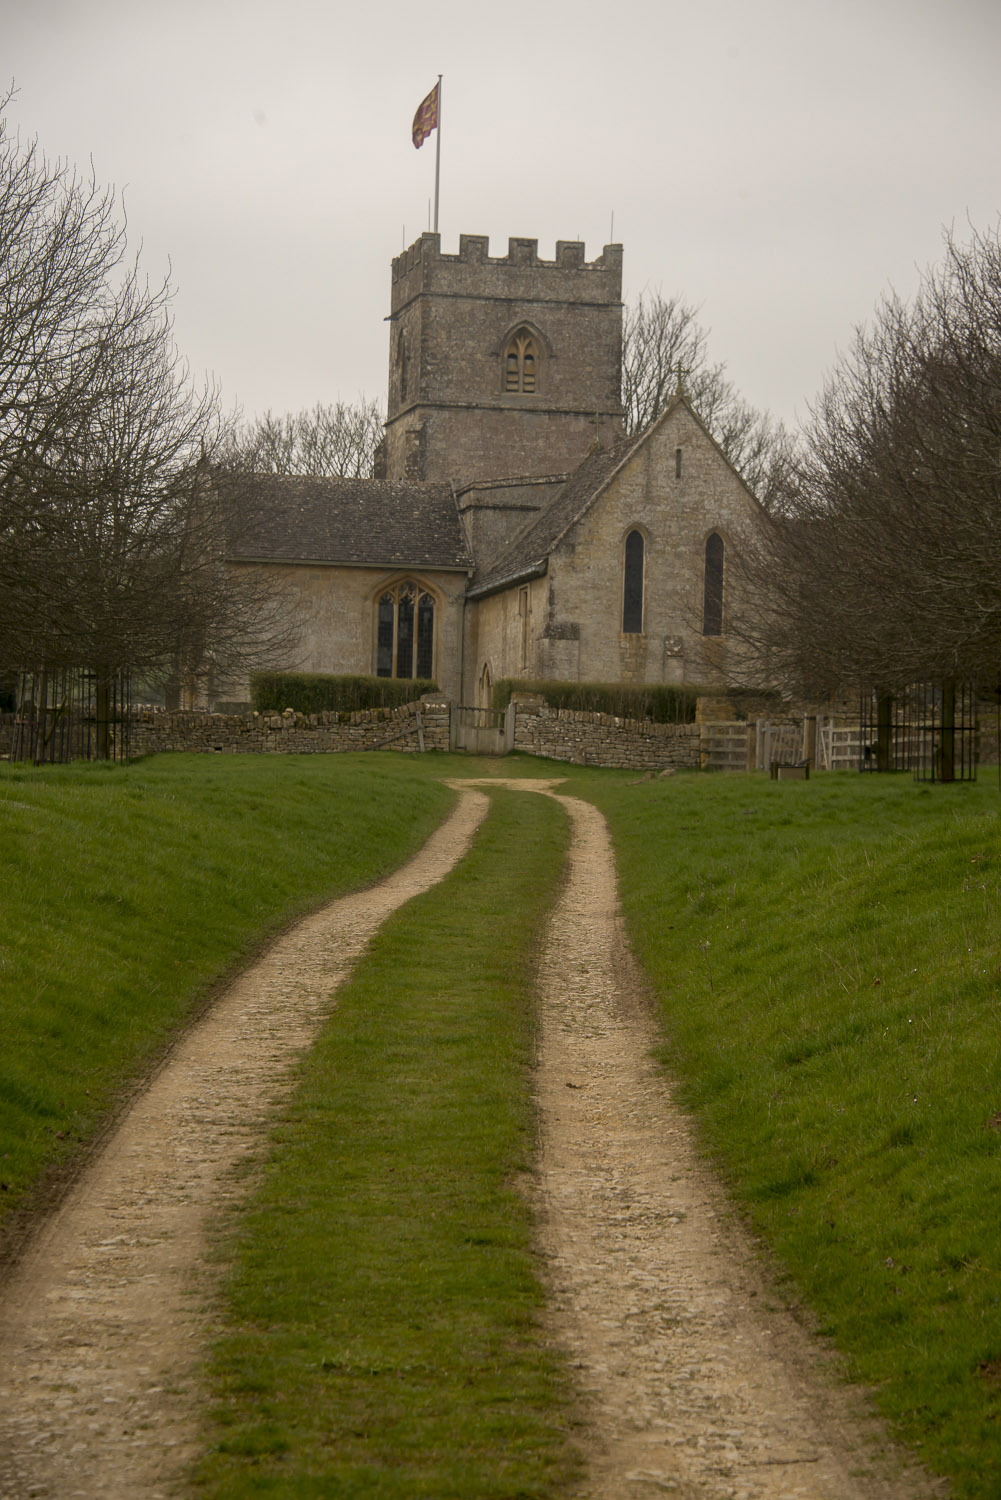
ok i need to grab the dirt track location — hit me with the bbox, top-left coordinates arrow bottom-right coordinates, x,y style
0,792 -> 489,1500
0,779 -> 940,1498
522,784 -> 938,1500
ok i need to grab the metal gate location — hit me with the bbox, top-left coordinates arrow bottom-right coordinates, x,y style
858,683 -> 978,780
9,668 -> 132,764
909,680 -> 978,782
450,703 -> 511,755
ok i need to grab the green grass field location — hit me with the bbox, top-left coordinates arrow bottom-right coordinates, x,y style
2,751 -> 1001,1497
0,753 -> 453,1239
582,766 -> 1001,1499
197,787 -> 578,1498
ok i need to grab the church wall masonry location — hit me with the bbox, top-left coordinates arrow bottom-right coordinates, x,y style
548,406 -> 761,688
465,576 -> 551,702
466,403 -> 765,699
235,561 -> 469,704
455,476 -> 566,565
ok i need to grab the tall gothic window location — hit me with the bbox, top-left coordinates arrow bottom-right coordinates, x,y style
504,328 -> 538,393
703,533 -> 725,636
622,529 -> 644,634
376,581 -> 435,679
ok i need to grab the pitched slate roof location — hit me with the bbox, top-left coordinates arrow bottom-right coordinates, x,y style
223,473 -> 473,571
467,428 -> 647,597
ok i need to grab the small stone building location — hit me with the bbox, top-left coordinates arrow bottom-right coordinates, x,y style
222,232 -> 765,705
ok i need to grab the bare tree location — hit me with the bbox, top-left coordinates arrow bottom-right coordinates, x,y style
0,94 -> 294,719
731,223 -> 1001,695
622,289 -> 792,504
622,292 -> 716,434
225,398 -> 384,479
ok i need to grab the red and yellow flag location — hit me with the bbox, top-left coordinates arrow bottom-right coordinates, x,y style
412,83 -> 439,149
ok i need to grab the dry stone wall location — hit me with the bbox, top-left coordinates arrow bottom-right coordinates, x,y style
127,696 -> 451,757
510,696 -> 701,770
123,694 -> 702,771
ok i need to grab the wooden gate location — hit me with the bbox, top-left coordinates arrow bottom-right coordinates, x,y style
451,704 -> 510,755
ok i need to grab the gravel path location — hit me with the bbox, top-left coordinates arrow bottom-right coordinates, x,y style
0,778 -> 940,1499
0,791 -> 489,1500
522,783 -> 939,1500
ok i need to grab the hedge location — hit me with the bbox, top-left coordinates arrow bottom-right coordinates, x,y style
250,673 -> 438,715
491,678 -> 699,724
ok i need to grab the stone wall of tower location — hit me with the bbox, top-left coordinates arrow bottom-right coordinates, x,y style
383,233 -> 623,484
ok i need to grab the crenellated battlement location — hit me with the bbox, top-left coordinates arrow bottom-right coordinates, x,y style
390,232 -> 622,312
392,231 -> 621,280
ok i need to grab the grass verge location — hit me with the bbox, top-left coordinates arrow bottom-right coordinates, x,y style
575,767 -> 1001,1500
0,753 -> 453,1239
195,787 -> 579,1499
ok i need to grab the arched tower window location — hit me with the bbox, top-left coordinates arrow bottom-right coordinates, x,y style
622,529 -> 644,634
504,328 -> 538,393
376,581 -> 435,679
703,533 -> 725,637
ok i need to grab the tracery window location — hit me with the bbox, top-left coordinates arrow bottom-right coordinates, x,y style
622,529 -> 644,634
376,581 -> 435,679
504,328 -> 538,393
702,533 -> 724,637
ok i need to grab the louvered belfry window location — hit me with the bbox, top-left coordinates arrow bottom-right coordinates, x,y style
376,581 -> 435,678
504,329 -> 538,393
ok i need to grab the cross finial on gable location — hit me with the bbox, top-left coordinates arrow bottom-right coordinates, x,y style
675,363 -> 689,396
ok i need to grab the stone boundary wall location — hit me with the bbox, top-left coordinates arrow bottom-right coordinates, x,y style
124,695 -> 703,771
510,696 -> 702,770
127,695 -> 451,757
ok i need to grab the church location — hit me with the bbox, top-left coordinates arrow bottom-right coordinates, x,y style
224,231 -> 766,706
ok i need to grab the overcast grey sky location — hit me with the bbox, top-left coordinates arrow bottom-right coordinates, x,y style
6,0 -> 1000,432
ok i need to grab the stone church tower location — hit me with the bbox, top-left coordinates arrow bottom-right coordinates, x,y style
381,232 -> 624,484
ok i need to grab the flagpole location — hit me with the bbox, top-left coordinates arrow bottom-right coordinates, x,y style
433,74 -> 442,233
